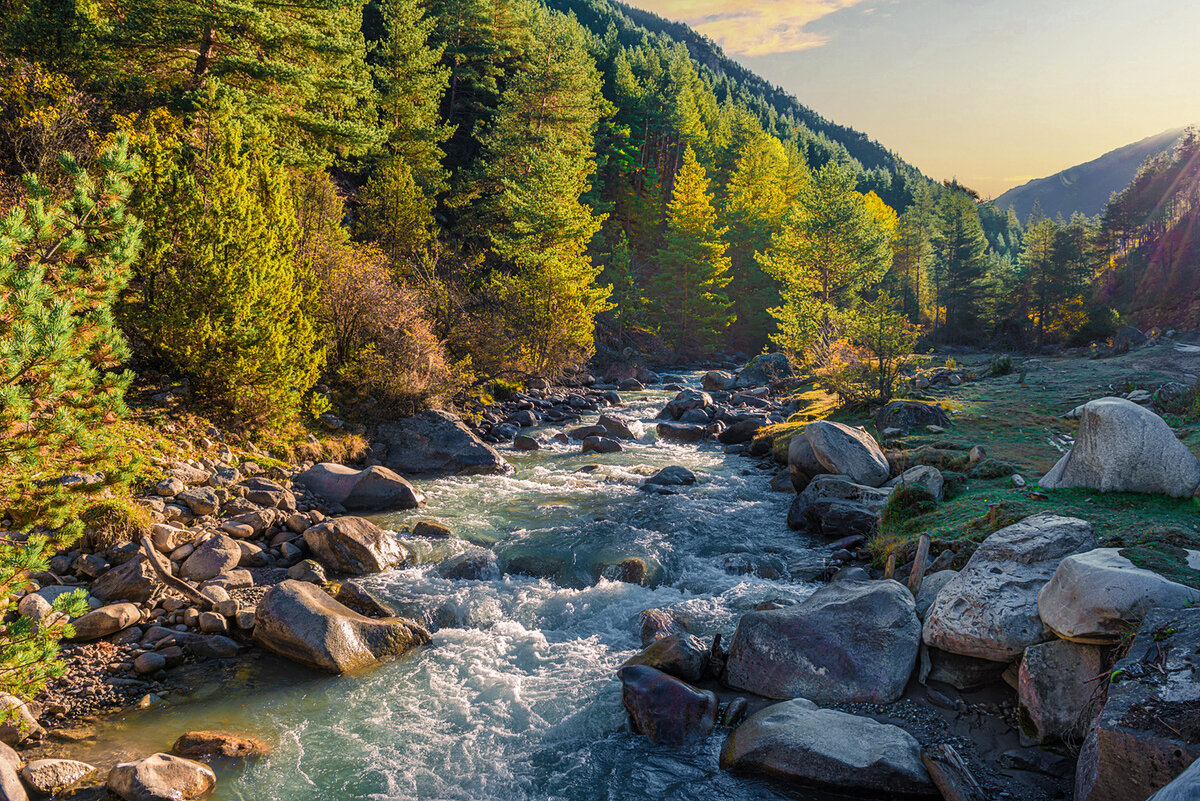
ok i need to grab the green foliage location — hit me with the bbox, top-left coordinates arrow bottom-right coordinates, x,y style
356,156 -> 435,267
80,497 -> 152,550
833,292 -> 919,405
880,484 -> 938,533
930,188 -> 990,344
1111,527 -> 1200,591
135,90 -> 322,425
989,355 -> 1014,376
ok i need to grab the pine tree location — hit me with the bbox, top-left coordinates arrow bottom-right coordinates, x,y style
357,156 -> 435,269
647,146 -> 734,354
891,181 -> 935,322
931,189 -> 990,343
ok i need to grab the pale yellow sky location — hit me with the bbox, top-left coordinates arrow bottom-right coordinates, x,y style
628,0 -> 1200,197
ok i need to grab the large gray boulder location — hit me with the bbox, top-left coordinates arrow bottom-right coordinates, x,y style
253,580 -> 429,673
1018,639 -> 1107,744
797,473 -> 893,514
91,557 -> 157,603
1040,397 -> 1200,498
874,400 -> 950,434
719,699 -> 933,796
621,633 -> 709,684
1038,548 -> 1200,643
923,514 -> 1096,662
20,759 -> 97,797
618,664 -> 717,746
787,434 -> 825,490
377,410 -> 511,477
302,517 -> 406,576
734,352 -> 794,388
296,463 -> 424,512
597,413 -> 644,441
723,578 -> 920,703
1147,759 -> 1200,801
106,753 -> 215,801
180,535 -> 242,582
70,603 -> 141,641
804,421 -> 890,488
884,465 -> 945,500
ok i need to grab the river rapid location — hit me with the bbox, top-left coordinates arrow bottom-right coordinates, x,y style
75,375 -> 843,801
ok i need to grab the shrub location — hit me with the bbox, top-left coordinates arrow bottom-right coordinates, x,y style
989,355 -> 1014,376
880,485 -> 938,532
81,498 -> 152,551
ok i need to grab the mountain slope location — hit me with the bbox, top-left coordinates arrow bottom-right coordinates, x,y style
994,127 -> 1189,221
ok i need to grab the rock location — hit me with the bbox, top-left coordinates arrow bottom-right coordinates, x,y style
176,487 -> 219,517
581,436 -> 622,455
106,753 -> 216,801
412,520 -> 451,538
334,581 -> 395,617
798,473 -> 893,514
92,557 -> 158,603
151,524 -> 193,553
787,434 -> 826,491
643,466 -> 696,487
172,731 -> 270,761
655,422 -> 706,443
617,665 -> 717,745
180,535 -> 243,582
804,421 -> 890,488
1039,397 -> 1200,498
800,498 -> 878,538
1038,548 -> 1200,643
702,371 -> 734,391
296,463 -> 424,512
719,698 -> 932,796
303,517 -> 406,576
639,608 -> 689,646
71,602 -> 141,641
723,578 -> 920,703
287,559 -> 326,584
1147,759 -> 1200,801
733,353 -> 794,388
253,580 -> 430,673
513,434 -> 540,451
1113,325 -> 1148,350
0,695 -> 42,745
239,477 -> 295,511
20,759 -> 96,796
622,633 -> 709,683
922,646 -> 1008,690
378,410 -> 512,476
617,378 -> 644,392
134,652 -> 167,674
435,549 -> 497,581
156,477 -> 185,497
874,400 -> 951,433
662,389 -> 712,420
16,592 -> 52,623
598,413 -> 644,440
1018,639 -> 1107,744
716,419 -> 763,445
0,743 -> 23,801
914,570 -> 956,620
1075,607 -> 1200,801
198,612 -> 227,634
923,513 -> 1097,661
884,465 -> 945,500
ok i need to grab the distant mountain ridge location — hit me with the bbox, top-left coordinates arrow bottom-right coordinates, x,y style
994,127 -> 1190,222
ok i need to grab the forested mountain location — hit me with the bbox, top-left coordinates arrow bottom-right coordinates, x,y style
994,127 -> 1189,222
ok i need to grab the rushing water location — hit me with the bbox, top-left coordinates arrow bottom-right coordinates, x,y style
77,375 -> 838,801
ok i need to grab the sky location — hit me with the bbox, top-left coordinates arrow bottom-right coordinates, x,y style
625,0 -> 1200,198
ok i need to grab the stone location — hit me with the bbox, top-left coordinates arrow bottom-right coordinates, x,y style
798,498 -> 878,538
638,608 -> 689,646
17,592 -> 53,623
922,646 -> 1008,691
621,633 -> 709,683
643,466 -> 696,487
923,513 -> 1096,661
797,473 -> 893,514
662,389 -> 712,420
884,465 -> 945,501
303,516 -> 406,575
733,352 -> 794,388
719,698 -> 932,796
377,410 -> 512,476
1038,548 -> 1200,643
134,652 -> 167,674
0,744 -> 23,801
166,464 -> 211,486
702,370 -> 734,391
655,422 -> 706,443
435,549 -> 497,582
156,477 -> 185,497
106,753 -> 215,801
914,570 -> 956,620
198,612 -> 227,634
581,436 -> 622,455
287,559 -> 326,584
804,421 -> 890,488
295,463 -> 424,512
787,434 -> 825,491
71,602 -> 141,641
20,759 -> 96,796
253,580 -> 430,673
92,557 -> 158,604
874,400 -> 951,433
334,581 -> 395,618
180,535 -> 243,582
238,477 -> 295,511
172,731 -> 270,761
1147,759 -> 1200,801
617,664 -> 717,746
1040,397 -> 1200,498
151,524 -> 193,553
1018,639 -> 1107,744
513,434 -> 540,451
0,695 -> 42,745
598,413 -> 644,440
723,578 -> 920,703
412,520 -> 451,538
176,487 -> 219,517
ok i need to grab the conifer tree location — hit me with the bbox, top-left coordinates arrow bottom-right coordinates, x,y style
357,156 -> 435,269
647,146 -> 734,354
931,189 -> 990,343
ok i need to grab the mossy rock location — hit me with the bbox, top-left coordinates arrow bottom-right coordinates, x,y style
889,446 -> 971,473
81,499 -> 152,551
1111,527 -> 1200,590
940,471 -> 967,500
967,458 -> 1017,479
880,485 -> 938,533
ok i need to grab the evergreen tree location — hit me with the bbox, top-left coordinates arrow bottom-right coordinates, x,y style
357,156 -> 435,269
931,189 -> 990,343
890,181 -> 935,322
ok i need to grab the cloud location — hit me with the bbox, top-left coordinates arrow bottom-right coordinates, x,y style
631,0 -> 870,57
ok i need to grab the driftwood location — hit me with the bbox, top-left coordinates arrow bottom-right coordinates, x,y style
139,535 -> 214,611
884,553 -> 897,581
908,534 -> 932,596
921,743 -> 986,801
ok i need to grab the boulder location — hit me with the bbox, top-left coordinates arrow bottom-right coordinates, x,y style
0,747 -> 24,801
296,463 -> 424,512
1075,607 -> 1200,801
303,517 -> 406,576
643,465 -> 696,487
106,753 -> 215,801
923,514 -> 1096,661
253,580 -> 429,673
884,465 -> 945,501
655,422 -> 706,443
239,477 -> 295,512
91,557 -> 157,603
702,371 -> 735,391
597,413 -> 644,441
921,646 -> 1008,691
914,570 -> 956,620
1147,759 -> 1200,801
797,473 -> 893,514
662,390 -> 712,420
435,549 -> 497,581
513,434 -> 540,451
804,421 -> 890,488
0,695 -> 41,745
1038,548 -> 1200,643
734,353 -> 794,388
617,664 -> 717,746
621,633 -> 709,683
333,581 -> 396,617
723,578 -> 920,703
20,759 -> 96,796
377,410 -> 512,476
1018,639 -> 1107,744
287,559 -> 326,584
581,436 -> 622,455
798,498 -> 878,537
716,419 -> 763,445
180,535 -> 243,583
874,400 -> 951,434
172,731 -> 270,761
70,602 -> 141,641
1039,397 -> 1200,498
719,699 -> 933,796
786,434 -> 824,490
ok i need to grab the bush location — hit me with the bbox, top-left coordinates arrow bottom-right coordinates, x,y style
989,355 -> 1014,376
81,498 -> 152,551
1069,306 -> 1121,346
880,485 -> 938,532
828,293 -> 918,407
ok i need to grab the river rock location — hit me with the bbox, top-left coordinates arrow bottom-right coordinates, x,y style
377,410 -> 512,476
180,535 -> 243,582
618,664 -> 717,746
107,753 -> 215,801
719,698 -> 932,795
20,759 -> 96,795
798,474 -> 893,514
435,548 -> 498,581
1038,548 -> 1200,643
798,498 -> 878,537
804,421 -> 890,488
70,602 -> 141,641
655,422 -> 706,443
703,371 -> 734,391
717,419 -> 764,445
296,463 -> 424,512
923,513 -> 1096,661
513,434 -> 540,451
874,400 -> 951,434
644,466 -> 696,487
176,487 -> 219,517
172,731 -> 270,761
1147,759 -> 1200,801
1018,639 -> 1107,744
914,570 -> 956,620
333,581 -> 395,617
91,557 -> 157,603
239,477 -> 295,511
733,353 -> 793,388
884,465 -> 945,500
723,578 -> 920,703
253,580 -> 430,673
622,633 -> 709,683
1040,397 -> 1200,497
581,436 -> 622,454
638,608 -> 690,646
0,695 -> 42,745
787,434 -> 825,490
1075,606 -> 1200,801
598,413 -> 644,440
302,517 -> 406,576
